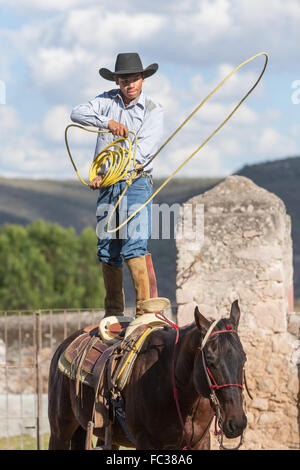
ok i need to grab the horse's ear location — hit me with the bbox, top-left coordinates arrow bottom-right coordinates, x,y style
194,306 -> 210,332
229,300 -> 240,329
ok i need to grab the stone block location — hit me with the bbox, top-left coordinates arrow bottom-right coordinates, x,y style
287,313 -> 300,337
234,245 -> 283,261
252,300 -> 287,332
258,266 -> 284,282
177,302 -> 197,327
251,398 -> 269,411
176,287 -> 194,304
258,412 -> 276,425
175,176 -> 298,449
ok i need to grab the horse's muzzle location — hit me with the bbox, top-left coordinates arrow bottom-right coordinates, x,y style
223,414 -> 247,439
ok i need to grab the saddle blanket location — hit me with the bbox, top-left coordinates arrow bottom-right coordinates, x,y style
58,323 -> 164,391
58,326 -> 108,387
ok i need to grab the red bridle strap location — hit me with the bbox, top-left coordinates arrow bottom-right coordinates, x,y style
155,312 -> 192,450
204,325 -> 243,392
154,314 -> 243,450
206,367 -> 243,391
209,328 -> 238,337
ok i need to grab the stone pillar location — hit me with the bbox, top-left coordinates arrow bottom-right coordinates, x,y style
176,175 -> 299,450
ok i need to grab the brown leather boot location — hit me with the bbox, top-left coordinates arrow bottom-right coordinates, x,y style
125,254 -> 157,317
101,262 -> 125,318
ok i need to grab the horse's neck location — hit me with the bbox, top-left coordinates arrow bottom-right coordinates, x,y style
175,326 -> 200,398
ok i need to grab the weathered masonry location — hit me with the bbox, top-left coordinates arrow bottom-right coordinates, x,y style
176,175 -> 299,450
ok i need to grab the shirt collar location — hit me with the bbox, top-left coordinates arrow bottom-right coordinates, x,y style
115,89 -> 145,109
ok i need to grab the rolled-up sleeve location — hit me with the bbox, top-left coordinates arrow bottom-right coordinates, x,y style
70,95 -> 111,129
136,104 -> 164,168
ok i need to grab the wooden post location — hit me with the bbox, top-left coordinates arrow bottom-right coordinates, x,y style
35,311 -> 42,450
85,421 -> 94,450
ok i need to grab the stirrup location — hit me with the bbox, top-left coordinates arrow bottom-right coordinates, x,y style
98,316 -> 133,344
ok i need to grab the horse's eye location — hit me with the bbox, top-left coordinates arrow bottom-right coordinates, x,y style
205,353 -> 213,364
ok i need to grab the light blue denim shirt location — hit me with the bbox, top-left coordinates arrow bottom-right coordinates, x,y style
70,89 -> 164,174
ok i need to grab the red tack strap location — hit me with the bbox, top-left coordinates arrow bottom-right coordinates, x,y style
211,383 -> 243,390
155,312 -> 179,329
156,312 -> 192,450
209,329 -> 238,338
207,367 -> 243,390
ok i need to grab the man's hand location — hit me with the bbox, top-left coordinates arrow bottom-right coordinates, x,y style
108,120 -> 129,138
89,175 -> 104,190
134,163 -> 143,173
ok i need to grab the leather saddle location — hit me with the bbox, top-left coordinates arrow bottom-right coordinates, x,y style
58,301 -> 171,434
58,322 -> 161,429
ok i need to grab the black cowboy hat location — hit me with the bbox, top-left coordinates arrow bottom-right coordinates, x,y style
99,52 -> 158,81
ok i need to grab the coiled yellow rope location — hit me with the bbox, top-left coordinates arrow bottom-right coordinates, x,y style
65,127 -> 138,187
65,51 -> 268,233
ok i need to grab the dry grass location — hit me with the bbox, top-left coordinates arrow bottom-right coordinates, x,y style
0,434 -> 49,450
0,434 -> 133,450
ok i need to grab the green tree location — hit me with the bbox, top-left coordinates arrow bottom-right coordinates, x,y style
0,220 -> 105,311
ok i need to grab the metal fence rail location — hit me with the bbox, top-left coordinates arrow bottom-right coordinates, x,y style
0,305 -> 176,450
0,308 -> 106,450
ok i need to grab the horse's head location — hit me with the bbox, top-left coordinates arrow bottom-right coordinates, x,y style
193,300 -> 247,440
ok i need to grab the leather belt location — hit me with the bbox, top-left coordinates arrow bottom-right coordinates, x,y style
118,170 -> 151,182
119,171 -> 151,181
97,170 -> 152,183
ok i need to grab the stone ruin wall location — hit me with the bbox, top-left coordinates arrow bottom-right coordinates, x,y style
176,176 -> 300,450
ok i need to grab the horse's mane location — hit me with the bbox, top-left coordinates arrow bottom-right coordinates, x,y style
175,317 -> 243,351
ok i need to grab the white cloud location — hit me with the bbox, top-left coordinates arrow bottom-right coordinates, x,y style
257,127 -> 298,158
153,143 -> 225,178
64,9 -> 164,47
0,0 -> 88,12
191,62 -> 265,103
1,0 -> 300,180
43,105 -> 71,142
0,133 -> 74,179
173,0 -> 234,43
6,0 -> 300,89
0,106 -> 19,137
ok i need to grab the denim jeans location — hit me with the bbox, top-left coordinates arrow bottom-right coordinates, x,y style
96,176 -> 153,266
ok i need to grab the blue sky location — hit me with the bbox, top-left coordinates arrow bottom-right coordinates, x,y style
0,0 -> 300,180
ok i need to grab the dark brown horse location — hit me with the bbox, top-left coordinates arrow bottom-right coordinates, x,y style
48,300 -> 247,450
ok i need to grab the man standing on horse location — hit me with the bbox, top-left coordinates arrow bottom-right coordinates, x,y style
71,52 -> 163,318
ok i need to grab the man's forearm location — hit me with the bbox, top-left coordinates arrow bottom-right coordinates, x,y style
70,102 -> 110,128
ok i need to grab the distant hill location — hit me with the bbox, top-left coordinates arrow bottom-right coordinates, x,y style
0,176 -> 220,306
0,156 -> 300,305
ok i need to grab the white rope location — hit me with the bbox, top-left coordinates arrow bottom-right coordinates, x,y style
200,319 -> 219,350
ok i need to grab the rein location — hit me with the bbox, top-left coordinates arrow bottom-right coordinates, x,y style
198,324 -> 245,451
199,322 -> 243,393
155,313 -> 249,451
155,313 -> 192,449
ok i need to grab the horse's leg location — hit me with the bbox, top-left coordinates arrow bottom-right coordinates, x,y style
71,425 -> 87,450
135,431 -> 154,450
192,430 -> 211,450
48,390 -> 79,450
49,421 -> 79,450
201,432 -> 211,450
48,366 -> 80,449
95,438 -> 119,450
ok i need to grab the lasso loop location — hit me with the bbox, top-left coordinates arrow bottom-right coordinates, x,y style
65,126 -> 138,187
65,52 -> 268,233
